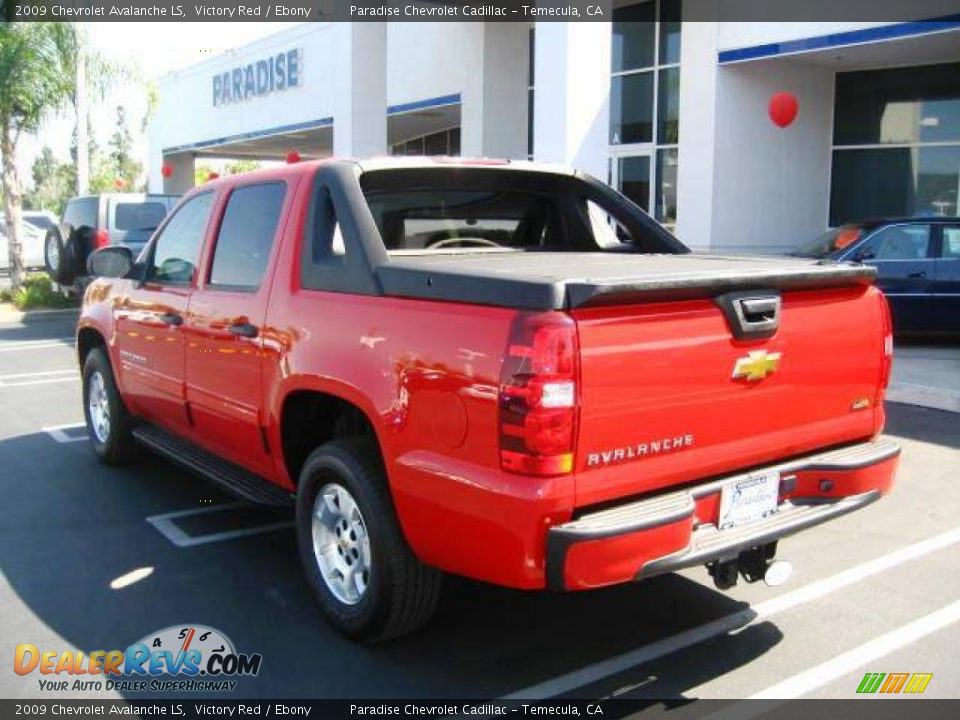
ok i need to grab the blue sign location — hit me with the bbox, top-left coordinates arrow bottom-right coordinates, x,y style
213,49 -> 302,106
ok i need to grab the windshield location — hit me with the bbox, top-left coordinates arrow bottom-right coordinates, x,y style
793,224 -> 866,258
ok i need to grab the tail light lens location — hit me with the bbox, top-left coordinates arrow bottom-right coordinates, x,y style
94,228 -> 110,249
878,292 -> 894,395
499,312 -> 579,477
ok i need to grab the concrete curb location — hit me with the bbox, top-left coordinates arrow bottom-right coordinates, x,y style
887,382 -> 960,414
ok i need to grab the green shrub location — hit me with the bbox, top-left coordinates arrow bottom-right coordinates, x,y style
9,273 -> 76,311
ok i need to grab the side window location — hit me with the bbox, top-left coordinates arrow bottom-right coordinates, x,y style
941,227 -> 960,259
209,182 -> 286,289
863,225 -> 931,260
310,186 -> 345,264
148,193 -> 214,284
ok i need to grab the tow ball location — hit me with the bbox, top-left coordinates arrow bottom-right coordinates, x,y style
707,543 -> 793,590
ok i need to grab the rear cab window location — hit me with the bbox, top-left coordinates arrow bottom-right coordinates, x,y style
358,167 -> 678,256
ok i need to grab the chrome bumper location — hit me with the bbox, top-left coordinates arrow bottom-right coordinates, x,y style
546,439 -> 900,590
636,490 -> 880,579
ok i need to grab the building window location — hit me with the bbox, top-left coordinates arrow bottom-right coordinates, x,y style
391,127 -> 461,157
609,0 -> 681,229
830,62 -> 960,225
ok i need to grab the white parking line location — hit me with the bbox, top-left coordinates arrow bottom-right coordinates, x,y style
0,369 -> 78,387
501,526 -> 960,700
146,503 -> 293,548
749,600 -> 960,700
0,337 -> 74,352
697,600 -> 960,720
42,423 -> 88,444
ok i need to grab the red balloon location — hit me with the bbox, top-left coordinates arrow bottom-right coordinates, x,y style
285,150 -> 301,164
161,164 -> 173,178
769,92 -> 799,128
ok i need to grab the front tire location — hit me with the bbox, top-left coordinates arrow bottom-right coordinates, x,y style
296,438 -> 441,642
82,348 -> 137,464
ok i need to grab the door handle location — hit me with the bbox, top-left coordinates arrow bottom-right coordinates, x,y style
160,312 -> 183,326
228,322 -> 259,338
907,271 -> 927,278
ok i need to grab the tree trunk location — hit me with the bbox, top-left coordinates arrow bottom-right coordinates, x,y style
75,22 -> 89,195
1,114 -> 25,291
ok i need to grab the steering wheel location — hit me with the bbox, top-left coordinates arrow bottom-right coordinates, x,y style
426,236 -> 503,249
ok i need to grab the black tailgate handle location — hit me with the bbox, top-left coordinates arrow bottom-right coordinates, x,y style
715,291 -> 781,340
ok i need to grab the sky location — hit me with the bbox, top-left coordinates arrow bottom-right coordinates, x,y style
21,22 -> 301,184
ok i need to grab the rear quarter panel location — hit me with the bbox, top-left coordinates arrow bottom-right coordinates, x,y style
261,285 -> 577,587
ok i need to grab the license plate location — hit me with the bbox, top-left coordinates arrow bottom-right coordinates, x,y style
718,470 -> 780,530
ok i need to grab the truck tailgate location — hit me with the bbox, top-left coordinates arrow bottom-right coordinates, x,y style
572,285 -> 888,508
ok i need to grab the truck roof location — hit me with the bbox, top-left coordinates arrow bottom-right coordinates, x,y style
193,156 -> 580,191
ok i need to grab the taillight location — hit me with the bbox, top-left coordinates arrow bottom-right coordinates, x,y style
94,228 -> 110,249
878,292 -> 894,394
499,312 -> 579,477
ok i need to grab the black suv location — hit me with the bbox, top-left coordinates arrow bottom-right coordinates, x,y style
45,193 -> 178,290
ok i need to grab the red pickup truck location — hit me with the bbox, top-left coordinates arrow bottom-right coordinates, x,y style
77,158 -> 899,641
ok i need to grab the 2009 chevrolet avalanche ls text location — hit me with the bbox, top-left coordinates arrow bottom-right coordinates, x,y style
77,158 -> 899,641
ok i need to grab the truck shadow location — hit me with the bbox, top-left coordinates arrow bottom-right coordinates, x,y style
0,312 -> 78,344
0,430 -> 780,701
884,402 -> 960,451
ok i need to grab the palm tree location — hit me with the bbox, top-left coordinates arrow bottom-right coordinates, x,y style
54,23 -> 125,196
0,22 -> 121,289
0,23 -> 73,290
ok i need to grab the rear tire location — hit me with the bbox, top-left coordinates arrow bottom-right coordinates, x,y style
82,348 -> 137,464
296,437 -> 441,642
44,226 -> 78,285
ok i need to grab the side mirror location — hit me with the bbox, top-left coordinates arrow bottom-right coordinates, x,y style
87,246 -> 134,279
851,246 -> 876,263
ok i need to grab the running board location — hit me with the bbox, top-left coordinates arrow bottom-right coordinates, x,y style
132,424 -> 294,508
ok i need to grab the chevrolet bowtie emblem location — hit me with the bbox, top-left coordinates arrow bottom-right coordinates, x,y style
732,350 -> 781,381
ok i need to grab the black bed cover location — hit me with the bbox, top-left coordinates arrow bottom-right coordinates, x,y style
375,252 -> 877,311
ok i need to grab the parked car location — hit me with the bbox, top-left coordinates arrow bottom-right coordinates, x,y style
791,217 -> 960,334
45,193 -> 178,290
0,218 -> 46,271
23,210 -> 58,234
77,158 -> 898,641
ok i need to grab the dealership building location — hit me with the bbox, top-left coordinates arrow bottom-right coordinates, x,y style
147,3 -> 960,251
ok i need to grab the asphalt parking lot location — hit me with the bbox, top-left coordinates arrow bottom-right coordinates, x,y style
1,312 -> 958,702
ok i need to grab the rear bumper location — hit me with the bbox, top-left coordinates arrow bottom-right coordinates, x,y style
546,439 -> 900,591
